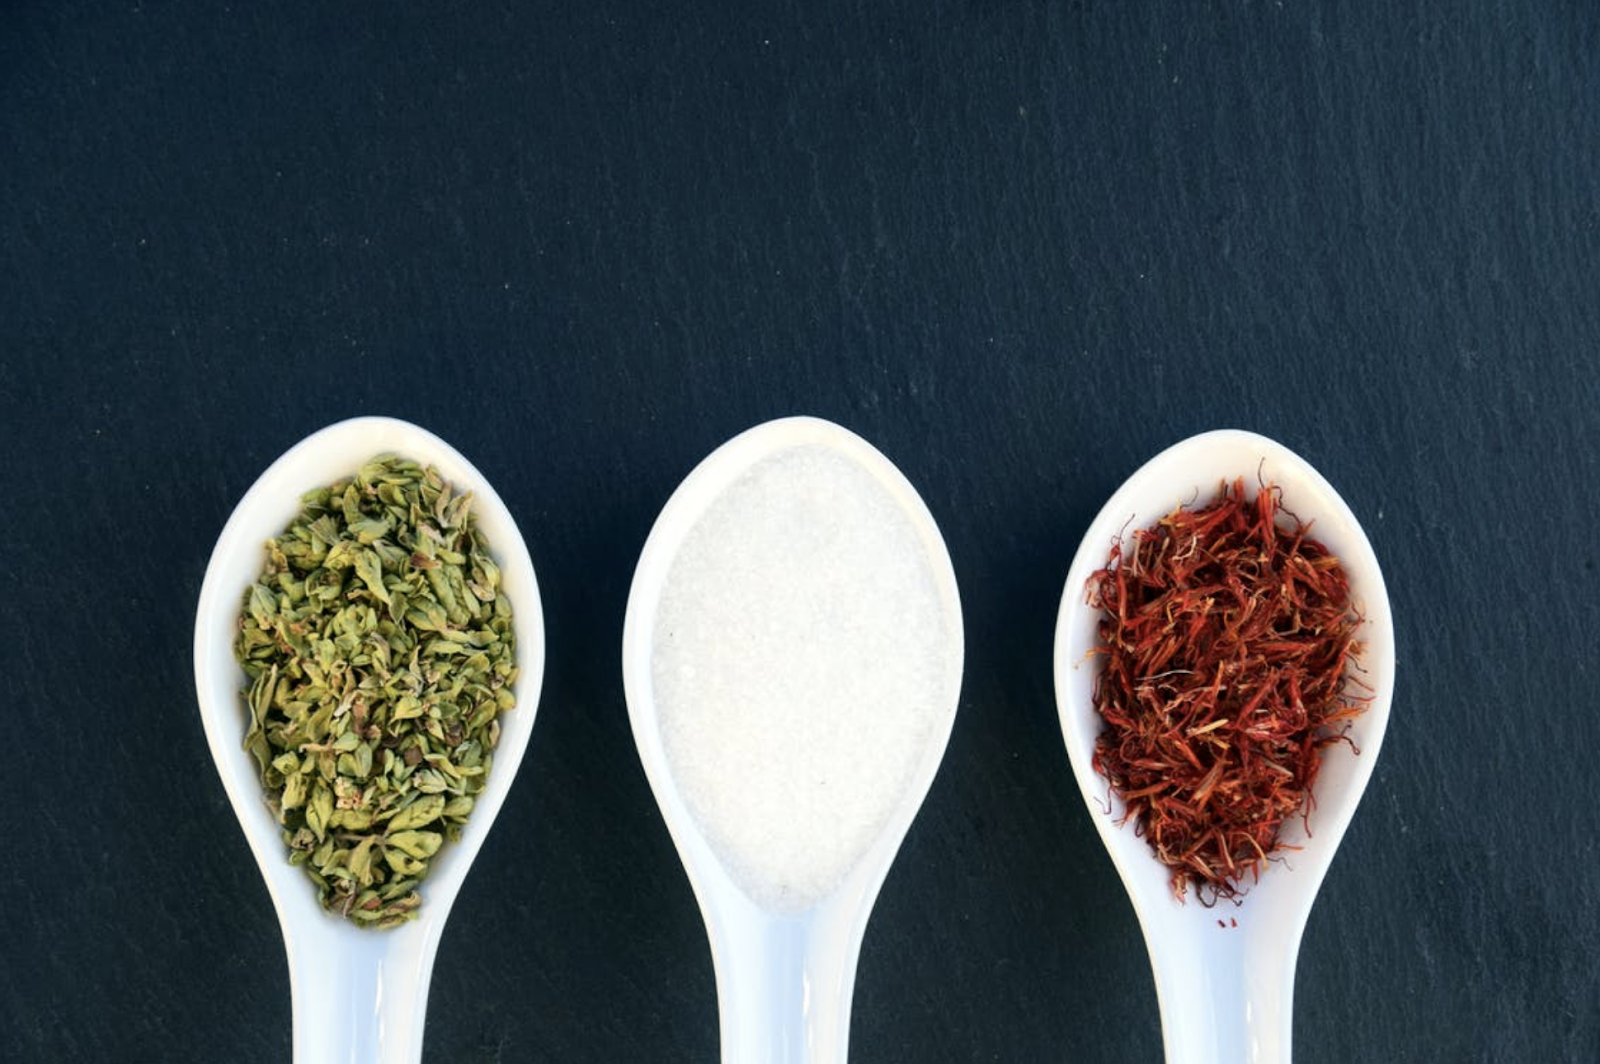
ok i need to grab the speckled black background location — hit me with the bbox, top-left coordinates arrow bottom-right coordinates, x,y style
4,2 -> 1597,1061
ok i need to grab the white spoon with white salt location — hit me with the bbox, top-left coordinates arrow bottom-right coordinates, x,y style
623,416 -> 964,1064
194,416 -> 544,1064
1054,429 -> 1395,1063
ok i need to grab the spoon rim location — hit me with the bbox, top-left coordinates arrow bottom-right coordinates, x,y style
193,414 -> 545,944
621,414 -> 966,923
1053,428 -> 1395,931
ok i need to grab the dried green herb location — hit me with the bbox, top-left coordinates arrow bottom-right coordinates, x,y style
234,455 -> 517,928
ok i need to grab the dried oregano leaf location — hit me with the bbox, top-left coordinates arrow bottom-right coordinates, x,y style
234,454 -> 517,929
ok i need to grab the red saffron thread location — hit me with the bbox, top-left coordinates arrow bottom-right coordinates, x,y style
1087,476 -> 1369,905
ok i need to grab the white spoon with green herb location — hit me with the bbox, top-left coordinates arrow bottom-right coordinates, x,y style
1054,429 -> 1394,1063
195,416 -> 544,1064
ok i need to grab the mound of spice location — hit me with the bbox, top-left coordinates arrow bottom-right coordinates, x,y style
651,444 -> 956,913
1087,477 -> 1367,904
234,455 -> 517,928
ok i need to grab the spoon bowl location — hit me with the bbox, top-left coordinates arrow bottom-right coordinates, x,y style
1054,429 -> 1394,1064
194,416 -> 544,1064
623,416 -> 964,1063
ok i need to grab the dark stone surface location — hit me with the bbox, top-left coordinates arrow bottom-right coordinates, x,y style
3,1 -> 1597,1060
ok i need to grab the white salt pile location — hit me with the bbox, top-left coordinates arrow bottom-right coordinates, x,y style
651,442 -> 958,913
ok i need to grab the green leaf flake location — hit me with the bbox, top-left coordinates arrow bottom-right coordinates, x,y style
386,830 -> 443,859
386,793 -> 446,832
306,784 -> 334,841
354,549 -> 391,605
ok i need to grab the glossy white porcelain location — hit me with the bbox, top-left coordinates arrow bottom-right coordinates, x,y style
194,416 -> 544,1064
1054,429 -> 1394,1064
623,416 -> 964,1064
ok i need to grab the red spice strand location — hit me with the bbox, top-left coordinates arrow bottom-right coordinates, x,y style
1087,477 -> 1369,904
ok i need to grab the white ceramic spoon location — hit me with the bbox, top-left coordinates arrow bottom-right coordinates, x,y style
194,416 -> 545,1064
1054,429 -> 1394,1064
622,416 -> 964,1064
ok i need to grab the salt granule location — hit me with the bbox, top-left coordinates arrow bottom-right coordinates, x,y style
652,444 -> 956,913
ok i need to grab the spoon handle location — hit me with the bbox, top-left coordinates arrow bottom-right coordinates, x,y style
1150,929 -> 1298,1064
711,908 -> 861,1064
285,928 -> 436,1064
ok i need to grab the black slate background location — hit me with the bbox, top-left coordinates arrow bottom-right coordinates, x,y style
3,1 -> 1598,1061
